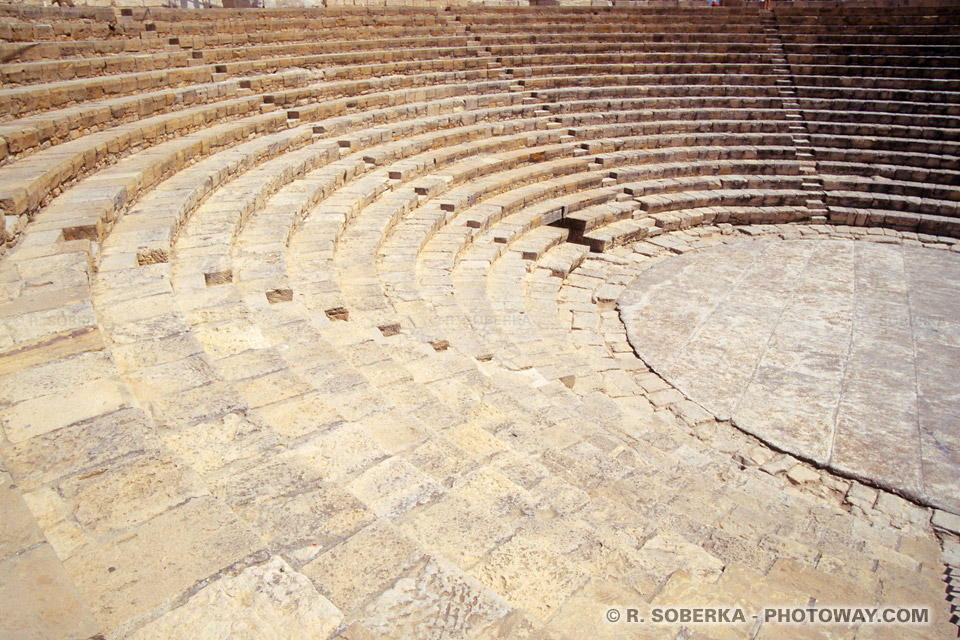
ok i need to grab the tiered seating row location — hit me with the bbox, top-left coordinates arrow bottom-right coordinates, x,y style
774,2 -> 960,241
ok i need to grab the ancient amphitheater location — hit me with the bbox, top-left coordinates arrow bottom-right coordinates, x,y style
0,0 -> 958,638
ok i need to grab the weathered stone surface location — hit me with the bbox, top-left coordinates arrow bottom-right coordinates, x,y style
210,449 -> 374,554
1,301 -> 97,345
0,544 -> 101,640
126,556 -> 342,640
932,509 -> 960,535
64,496 -> 263,634
345,456 -> 444,519
1,407 -> 155,492
786,464 -> 821,486
635,534 -> 725,583
0,327 -> 104,378
470,535 -> 589,622
304,520 -> 425,615
361,556 -> 513,639
58,450 -> 208,536
0,337 -> 107,389
620,238 -> 960,513
162,411 -> 281,476
248,392 -> 343,443
0,376 -> 136,443
398,468 -> 533,569
0,471 -> 44,561
546,578 -> 658,640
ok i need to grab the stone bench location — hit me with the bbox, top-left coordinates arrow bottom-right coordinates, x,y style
827,206 -> 960,236
822,174 -> 960,203
786,54 -> 960,72
826,190 -> 960,219
105,102 -> 699,295
806,121 -> 960,144
0,72 -> 536,222
636,185 -> 809,217
801,107 -> 959,128
794,74 -> 960,93
487,41 -> 769,56
564,158 -> 801,239
0,23 -> 460,62
0,35 -> 481,87
7,82 -> 562,257
417,143 -> 800,273
798,95 -> 960,117
818,159 -> 960,189
809,134 -> 960,160
0,44 -> 494,118
781,33 -> 959,47
790,63 -> 960,81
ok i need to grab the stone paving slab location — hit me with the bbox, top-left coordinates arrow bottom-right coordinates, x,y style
620,237 -> 960,514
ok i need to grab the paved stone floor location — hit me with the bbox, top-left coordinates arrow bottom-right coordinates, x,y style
619,236 -> 960,515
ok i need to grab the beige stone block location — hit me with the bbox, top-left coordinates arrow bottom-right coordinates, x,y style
146,380 -> 247,430
932,509 -> 960,535
346,456 -> 444,519
398,486 -> 514,570
636,534 -> 725,583
0,472 -> 44,562
304,520 -> 424,614
0,327 -> 104,378
0,544 -> 100,640
445,421 -> 509,458
20,485 -> 69,531
361,556 -> 512,639
59,451 -> 207,536
64,496 -> 263,634
162,411 -> 281,476
43,518 -> 92,561
0,348 -> 114,406
651,569 -> 758,640
470,535 -> 589,622
122,353 -> 221,401
0,375 -> 136,444
127,556 -> 342,640
358,410 -> 427,456
249,392 -> 342,443
214,347 -> 288,382
1,407 -> 153,492
234,368 -> 316,409
402,437 -> 475,486
896,534 -> 943,568
547,578 -> 658,640
766,558 -> 873,605
192,319 -> 270,358
210,449 -> 373,554
1,301 -> 97,345
295,420 -> 387,481
786,464 -> 822,486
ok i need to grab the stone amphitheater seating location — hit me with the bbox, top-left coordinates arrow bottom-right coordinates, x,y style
1,2 -> 959,639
